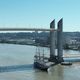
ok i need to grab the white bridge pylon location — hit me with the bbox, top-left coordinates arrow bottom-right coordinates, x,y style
0,28 -> 57,31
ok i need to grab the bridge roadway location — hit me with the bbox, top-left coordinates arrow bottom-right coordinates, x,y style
63,54 -> 80,58
35,54 -> 80,61
0,28 -> 57,31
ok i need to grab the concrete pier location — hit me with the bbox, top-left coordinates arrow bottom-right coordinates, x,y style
57,18 -> 63,63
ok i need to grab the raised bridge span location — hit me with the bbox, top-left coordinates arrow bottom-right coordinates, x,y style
63,54 -> 80,58
0,28 -> 56,31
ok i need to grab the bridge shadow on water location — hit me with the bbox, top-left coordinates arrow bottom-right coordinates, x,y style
0,64 -> 33,73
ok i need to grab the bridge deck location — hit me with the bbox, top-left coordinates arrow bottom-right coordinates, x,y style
63,54 -> 80,58
0,28 -> 57,31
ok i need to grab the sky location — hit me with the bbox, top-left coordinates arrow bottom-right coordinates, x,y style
0,0 -> 80,32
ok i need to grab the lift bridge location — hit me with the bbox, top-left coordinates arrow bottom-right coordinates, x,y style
0,18 -> 80,63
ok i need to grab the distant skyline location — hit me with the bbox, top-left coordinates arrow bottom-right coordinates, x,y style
0,0 -> 80,32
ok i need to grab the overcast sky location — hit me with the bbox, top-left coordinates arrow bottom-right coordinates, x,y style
0,0 -> 80,32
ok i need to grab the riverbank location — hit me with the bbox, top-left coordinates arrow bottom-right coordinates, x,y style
0,39 -> 50,47
0,41 -> 80,50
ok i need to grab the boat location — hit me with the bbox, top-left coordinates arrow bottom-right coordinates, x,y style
34,44 -> 52,71
34,59 -> 49,71
61,62 -> 72,66
34,53 -> 49,71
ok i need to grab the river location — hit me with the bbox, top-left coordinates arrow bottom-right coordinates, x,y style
0,44 -> 80,80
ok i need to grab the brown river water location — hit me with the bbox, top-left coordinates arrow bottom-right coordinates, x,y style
0,44 -> 80,80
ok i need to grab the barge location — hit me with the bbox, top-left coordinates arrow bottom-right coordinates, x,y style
34,59 -> 49,71
34,54 -> 54,71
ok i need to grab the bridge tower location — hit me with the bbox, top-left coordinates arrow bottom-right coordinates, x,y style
57,18 -> 63,63
49,19 -> 56,62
